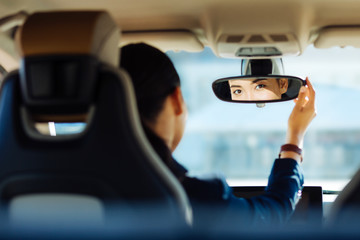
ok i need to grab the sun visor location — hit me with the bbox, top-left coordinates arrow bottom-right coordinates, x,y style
17,11 -> 120,66
314,27 -> 360,49
120,31 -> 204,52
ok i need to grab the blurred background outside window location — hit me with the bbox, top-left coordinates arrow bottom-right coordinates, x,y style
168,45 -> 360,191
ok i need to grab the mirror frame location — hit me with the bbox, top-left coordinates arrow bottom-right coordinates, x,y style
212,75 -> 306,103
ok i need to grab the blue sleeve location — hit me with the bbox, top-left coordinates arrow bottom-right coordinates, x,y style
223,158 -> 304,225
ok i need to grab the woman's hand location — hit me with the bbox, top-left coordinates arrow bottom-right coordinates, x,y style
280,77 -> 316,162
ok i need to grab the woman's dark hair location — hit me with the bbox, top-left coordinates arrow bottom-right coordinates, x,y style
120,43 -> 180,123
212,80 -> 231,100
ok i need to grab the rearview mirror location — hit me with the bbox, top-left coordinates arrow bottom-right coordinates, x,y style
212,75 -> 305,103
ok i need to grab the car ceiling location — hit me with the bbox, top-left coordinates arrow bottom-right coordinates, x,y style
0,0 -> 360,62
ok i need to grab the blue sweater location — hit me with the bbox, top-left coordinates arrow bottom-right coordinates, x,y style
177,158 -> 304,227
144,126 -> 304,227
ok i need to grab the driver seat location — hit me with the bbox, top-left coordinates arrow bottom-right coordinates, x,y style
0,11 -> 192,229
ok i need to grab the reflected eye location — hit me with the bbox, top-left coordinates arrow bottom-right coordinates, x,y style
233,89 -> 242,95
256,84 -> 266,90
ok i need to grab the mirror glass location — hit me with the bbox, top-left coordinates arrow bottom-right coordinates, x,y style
212,75 -> 305,103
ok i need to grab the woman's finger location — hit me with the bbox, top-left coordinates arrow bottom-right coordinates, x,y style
294,86 -> 307,109
305,77 -> 316,104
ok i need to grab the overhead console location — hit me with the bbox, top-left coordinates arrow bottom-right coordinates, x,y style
216,32 -> 301,58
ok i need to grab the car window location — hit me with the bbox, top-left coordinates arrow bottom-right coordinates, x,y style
35,122 -> 86,136
168,45 -> 360,191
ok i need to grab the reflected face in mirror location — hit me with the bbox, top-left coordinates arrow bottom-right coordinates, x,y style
229,78 -> 288,101
212,75 -> 304,103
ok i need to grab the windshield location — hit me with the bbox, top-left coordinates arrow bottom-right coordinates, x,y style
168,45 -> 360,191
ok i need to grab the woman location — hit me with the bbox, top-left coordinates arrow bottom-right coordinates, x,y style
120,43 -> 316,226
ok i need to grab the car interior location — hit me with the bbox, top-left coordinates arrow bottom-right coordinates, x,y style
0,0 -> 360,239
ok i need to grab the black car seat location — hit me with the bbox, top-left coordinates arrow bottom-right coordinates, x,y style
326,168 -> 360,227
0,11 -> 192,229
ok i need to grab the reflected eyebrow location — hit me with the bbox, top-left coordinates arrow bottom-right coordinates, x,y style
251,78 -> 268,84
230,78 -> 268,87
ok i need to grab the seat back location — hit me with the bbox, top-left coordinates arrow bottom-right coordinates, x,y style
326,168 -> 360,226
0,11 -> 192,228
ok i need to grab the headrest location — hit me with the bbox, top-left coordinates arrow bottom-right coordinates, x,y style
16,11 -> 120,115
17,11 -> 119,65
